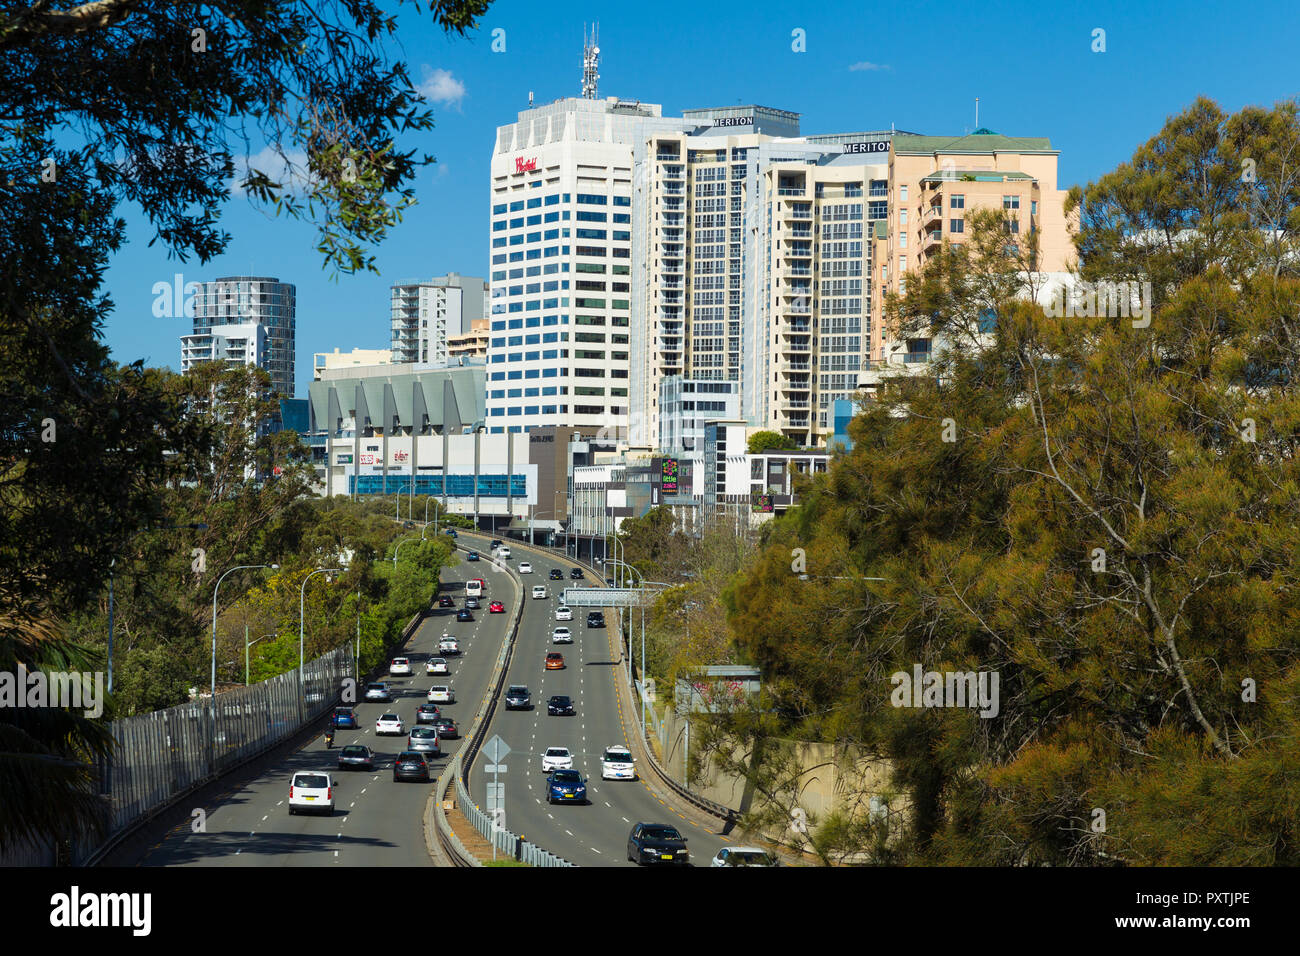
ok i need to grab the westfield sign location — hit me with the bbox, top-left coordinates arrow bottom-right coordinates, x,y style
515,156 -> 538,173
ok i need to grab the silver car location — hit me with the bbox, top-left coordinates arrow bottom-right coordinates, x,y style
407,725 -> 441,756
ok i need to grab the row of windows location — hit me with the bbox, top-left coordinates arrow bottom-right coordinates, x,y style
352,475 -> 528,497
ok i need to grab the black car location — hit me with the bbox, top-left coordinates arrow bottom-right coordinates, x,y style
490,539 -> 503,550
393,751 -> 430,782
504,685 -> 531,710
438,595 -> 455,608
627,823 -> 690,866
587,611 -> 605,628
465,597 -> 480,610
549,568 -> 564,580
432,716 -> 459,739
416,702 -> 441,724
605,577 -> 616,587
456,608 -> 474,622
569,567 -> 584,579
547,695 -> 575,716
337,744 -> 374,771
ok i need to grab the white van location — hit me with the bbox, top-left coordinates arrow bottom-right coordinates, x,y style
531,585 -> 548,600
465,578 -> 483,598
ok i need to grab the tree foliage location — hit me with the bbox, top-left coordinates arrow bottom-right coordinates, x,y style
713,98 -> 1300,865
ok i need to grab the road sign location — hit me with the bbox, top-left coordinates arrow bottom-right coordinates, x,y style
559,587 -> 650,607
486,782 -> 505,812
483,734 -> 511,763
483,764 -> 508,773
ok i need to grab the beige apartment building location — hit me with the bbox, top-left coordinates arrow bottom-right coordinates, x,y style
447,318 -> 490,359
870,130 -> 1075,364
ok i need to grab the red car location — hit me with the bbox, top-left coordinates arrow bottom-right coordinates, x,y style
489,601 -> 505,613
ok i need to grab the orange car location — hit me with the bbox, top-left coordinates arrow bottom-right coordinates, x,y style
545,652 -> 565,670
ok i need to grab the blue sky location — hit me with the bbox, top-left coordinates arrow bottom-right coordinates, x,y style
99,0 -> 1300,396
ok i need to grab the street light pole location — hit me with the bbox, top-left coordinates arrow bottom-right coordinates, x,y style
212,564 -> 273,703
393,536 -> 420,568
299,566 -> 341,689
246,633 -> 275,686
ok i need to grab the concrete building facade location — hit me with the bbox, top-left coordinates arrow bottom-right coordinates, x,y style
180,275 -> 296,397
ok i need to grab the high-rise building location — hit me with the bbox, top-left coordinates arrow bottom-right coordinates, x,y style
180,275 -> 296,396
314,347 -> 392,380
447,318 -> 490,360
390,273 -> 486,365
485,95 -> 701,437
871,130 -> 1075,364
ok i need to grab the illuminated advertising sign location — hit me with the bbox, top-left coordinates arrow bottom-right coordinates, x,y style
661,457 -> 679,493
843,140 -> 890,154
515,156 -> 538,173
359,453 -> 375,465
752,493 -> 774,513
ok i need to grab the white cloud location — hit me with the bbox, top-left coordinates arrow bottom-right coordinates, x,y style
417,67 -> 467,110
849,61 -> 891,72
230,145 -> 311,195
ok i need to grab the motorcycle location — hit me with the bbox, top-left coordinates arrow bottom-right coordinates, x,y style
325,728 -> 335,749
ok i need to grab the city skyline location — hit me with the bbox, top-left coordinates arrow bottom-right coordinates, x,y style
102,0 -> 1300,398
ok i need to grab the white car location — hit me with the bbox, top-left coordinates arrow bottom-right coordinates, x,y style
426,657 -> 449,675
375,713 -> 405,736
496,547 -> 512,559
542,746 -> 573,773
555,606 -> 573,621
531,585 -> 547,599
518,561 -> 533,574
288,771 -> 334,815
428,685 -> 454,704
601,746 -> 636,780
711,847 -> 780,867
389,657 -> 411,676
439,636 -> 460,655
552,627 -> 573,644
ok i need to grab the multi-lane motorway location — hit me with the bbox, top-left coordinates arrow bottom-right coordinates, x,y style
139,553 -> 518,866
461,531 -> 731,866
134,532 -> 729,867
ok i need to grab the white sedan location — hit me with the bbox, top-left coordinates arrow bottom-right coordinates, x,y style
711,847 -> 780,867
389,657 -> 411,676
439,637 -> 460,655
375,713 -> 405,736
601,746 -> 636,780
555,606 -> 573,621
552,627 -> 572,644
427,685 -> 455,704
426,657 -> 449,675
518,562 -> 533,574
541,746 -> 573,773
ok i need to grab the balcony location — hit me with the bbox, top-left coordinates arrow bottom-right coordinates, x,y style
787,227 -> 812,238
903,351 -> 932,364
782,398 -> 811,409
783,204 -> 812,220
777,187 -> 806,196
656,152 -> 681,161
779,359 -> 811,371
923,230 -> 943,250
783,319 -> 812,333
921,205 -> 943,228
785,243 -> 813,258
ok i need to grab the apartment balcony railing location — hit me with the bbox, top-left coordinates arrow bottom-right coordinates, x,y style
777,187 -> 806,196
787,227 -> 812,238
784,206 -> 812,220
785,243 -> 813,258
783,399 -> 811,409
656,152 -> 681,161
780,360 -> 811,371
903,351 -> 932,364
924,230 -> 943,248
921,206 -> 943,227
780,265 -> 812,276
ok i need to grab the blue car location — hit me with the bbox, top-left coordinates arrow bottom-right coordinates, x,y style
332,706 -> 357,729
466,551 -> 479,561
547,769 -> 588,805
444,528 -> 458,537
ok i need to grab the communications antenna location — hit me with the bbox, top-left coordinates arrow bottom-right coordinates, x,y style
582,23 -> 600,99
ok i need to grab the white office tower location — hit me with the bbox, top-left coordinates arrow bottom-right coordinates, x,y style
390,272 -> 486,365
180,275 -> 296,396
485,95 -> 700,438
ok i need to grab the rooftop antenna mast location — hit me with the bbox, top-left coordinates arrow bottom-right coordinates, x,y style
581,22 -> 600,99
975,97 -> 979,128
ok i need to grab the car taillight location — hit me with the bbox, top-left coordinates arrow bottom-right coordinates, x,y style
327,787 -> 332,800
289,785 -> 294,797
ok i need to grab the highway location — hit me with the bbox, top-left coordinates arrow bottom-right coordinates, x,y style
138,550 -> 518,866
461,531 -> 732,867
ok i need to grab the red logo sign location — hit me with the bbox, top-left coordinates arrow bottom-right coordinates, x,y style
515,157 -> 537,174
393,450 -> 409,463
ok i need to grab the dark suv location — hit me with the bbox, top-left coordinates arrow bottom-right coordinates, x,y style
587,611 -> 605,628
548,568 -> 564,580
504,685 -> 531,710
393,751 -> 430,782
569,567 -> 584,579
547,695 -> 575,716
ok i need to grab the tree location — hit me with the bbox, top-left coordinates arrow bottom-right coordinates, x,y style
747,430 -> 797,454
0,0 -> 492,848
713,98 -> 1300,865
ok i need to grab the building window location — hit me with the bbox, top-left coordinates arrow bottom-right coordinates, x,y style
951,194 -> 964,210
1002,195 -> 1020,209
950,218 -> 964,233
1031,200 -> 1038,215
899,185 -> 908,202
